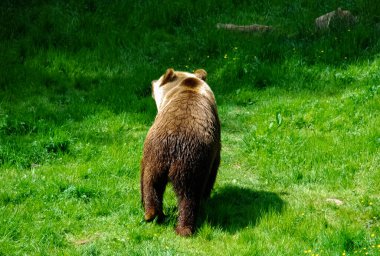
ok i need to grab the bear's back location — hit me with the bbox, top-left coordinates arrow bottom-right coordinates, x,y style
155,90 -> 218,140
144,90 -> 220,166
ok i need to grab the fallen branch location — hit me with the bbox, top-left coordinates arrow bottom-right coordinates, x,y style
217,8 -> 359,35
216,23 -> 273,32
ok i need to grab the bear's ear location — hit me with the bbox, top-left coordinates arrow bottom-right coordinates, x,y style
181,77 -> 200,87
161,68 -> 176,85
194,69 -> 207,81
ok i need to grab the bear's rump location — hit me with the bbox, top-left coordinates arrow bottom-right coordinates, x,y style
167,143 -> 215,193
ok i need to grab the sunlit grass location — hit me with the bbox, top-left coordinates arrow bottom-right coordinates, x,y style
1,0 -> 379,255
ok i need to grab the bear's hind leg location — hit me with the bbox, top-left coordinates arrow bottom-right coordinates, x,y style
175,194 -> 199,236
141,169 -> 167,223
202,153 -> 220,199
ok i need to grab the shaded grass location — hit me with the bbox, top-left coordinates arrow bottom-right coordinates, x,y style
202,186 -> 285,233
1,0 -> 380,255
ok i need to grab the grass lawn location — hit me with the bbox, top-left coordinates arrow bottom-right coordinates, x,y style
1,0 -> 379,255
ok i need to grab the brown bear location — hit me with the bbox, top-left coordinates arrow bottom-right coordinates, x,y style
141,68 -> 221,236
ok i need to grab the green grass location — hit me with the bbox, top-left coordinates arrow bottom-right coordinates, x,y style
1,0 -> 380,255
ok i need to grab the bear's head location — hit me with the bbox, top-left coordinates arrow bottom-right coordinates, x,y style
151,68 -> 212,111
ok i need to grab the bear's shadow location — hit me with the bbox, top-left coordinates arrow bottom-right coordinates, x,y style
199,185 -> 285,233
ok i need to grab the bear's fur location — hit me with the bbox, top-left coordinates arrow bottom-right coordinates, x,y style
141,68 -> 221,236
